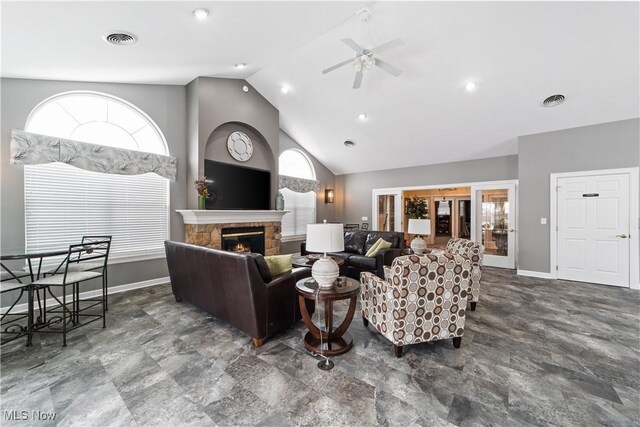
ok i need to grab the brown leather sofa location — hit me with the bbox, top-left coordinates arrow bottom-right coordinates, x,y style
165,241 -> 312,346
301,230 -> 405,279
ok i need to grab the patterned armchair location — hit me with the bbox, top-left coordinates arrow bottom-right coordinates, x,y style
360,254 -> 472,358
446,238 -> 484,311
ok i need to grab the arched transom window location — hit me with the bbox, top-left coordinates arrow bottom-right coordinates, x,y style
279,149 -> 316,238
24,91 -> 169,260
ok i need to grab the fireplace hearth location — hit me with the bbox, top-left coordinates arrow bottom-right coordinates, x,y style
221,226 -> 265,255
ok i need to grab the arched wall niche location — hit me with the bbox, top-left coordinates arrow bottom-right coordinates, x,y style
204,121 -> 274,173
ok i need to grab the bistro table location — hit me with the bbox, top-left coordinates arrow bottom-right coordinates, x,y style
295,277 -> 360,357
1,248 -> 69,346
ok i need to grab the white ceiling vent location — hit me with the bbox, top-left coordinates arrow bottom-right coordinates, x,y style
542,94 -> 565,107
102,31 -> 137,46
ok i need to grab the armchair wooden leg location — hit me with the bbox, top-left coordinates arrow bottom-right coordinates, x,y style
470,301 -> 477,311
362,314 -> 369,327
393,344 -> 403,358
174,295 -> 182,302
252,337 -> 265,347
452,337 -> 462,348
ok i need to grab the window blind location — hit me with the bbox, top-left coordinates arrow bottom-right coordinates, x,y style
24,163 -> 168,261
281,189 -> 316,237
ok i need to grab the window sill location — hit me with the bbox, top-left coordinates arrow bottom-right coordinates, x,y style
108,252 -> 166,266
281,235 -> 306,243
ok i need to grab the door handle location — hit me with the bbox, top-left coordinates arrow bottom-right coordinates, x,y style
508,229 -> 515,233
616,234 -> 628,239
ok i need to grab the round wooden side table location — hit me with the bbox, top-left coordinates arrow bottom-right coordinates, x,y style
295,277 -> 360,356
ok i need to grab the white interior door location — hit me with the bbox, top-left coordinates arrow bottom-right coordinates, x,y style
472,183 -> 516,269
372,189 -> 402,232
557,173 -> 630,287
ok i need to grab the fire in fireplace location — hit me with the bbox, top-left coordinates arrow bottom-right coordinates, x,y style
221,226 -> 265,255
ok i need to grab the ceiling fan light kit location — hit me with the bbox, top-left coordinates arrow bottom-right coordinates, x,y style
322,9 -> 404,89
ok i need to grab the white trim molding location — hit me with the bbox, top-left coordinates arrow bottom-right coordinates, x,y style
550,167 -> 639,290
517,269 -> 553,279
4,276 -> 169,313
176,210 -> 289,225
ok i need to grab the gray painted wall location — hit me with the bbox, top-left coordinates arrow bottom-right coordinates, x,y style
0,77 -> 187,297
336,155 -> 519,225
518,118 -> 640,273
279,130 -> 336,254
187,77 -> 279,209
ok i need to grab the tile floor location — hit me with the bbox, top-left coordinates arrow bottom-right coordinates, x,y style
1,268 -> 639,426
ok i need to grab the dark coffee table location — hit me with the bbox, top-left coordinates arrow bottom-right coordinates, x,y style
295,277 -> 360,356
292,255 -> 345,269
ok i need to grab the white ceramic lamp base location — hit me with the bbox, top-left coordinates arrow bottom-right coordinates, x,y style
312,255 -> 339,290
410,236 -> 427,255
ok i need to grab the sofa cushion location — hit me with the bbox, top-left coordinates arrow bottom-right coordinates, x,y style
365,238 -> 393,257
348,255 -> 377,271
343,231 -> 367,254
264,254 -> 292,277
364,232 -> 402,253
248,253 -> 272,283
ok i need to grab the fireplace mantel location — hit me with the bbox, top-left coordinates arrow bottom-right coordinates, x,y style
176,210 -> 289,225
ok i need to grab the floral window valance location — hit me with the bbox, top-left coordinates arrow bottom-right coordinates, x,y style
279,174 -> 319,193
10,130 -> 177,181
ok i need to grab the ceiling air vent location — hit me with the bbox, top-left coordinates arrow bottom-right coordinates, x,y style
543,94 -> 565,107
102,31 -> 137,46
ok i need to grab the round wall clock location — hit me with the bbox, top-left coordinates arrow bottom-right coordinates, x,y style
227,131 -> 254,162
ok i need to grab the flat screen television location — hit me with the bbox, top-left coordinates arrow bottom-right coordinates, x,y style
204,160 -> 271,210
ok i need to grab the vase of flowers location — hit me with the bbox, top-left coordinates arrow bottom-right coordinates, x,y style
194,174 -> 209,210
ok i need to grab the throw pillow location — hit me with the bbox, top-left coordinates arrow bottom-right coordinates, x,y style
264,254 -> 293,276
365,238 -> 392,257
248,253 -> 272,283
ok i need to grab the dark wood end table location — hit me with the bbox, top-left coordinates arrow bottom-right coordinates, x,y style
295,277 -> 360,356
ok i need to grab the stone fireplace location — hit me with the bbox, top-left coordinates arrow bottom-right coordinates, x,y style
221,226 -> 265,255
176,210 -> 287,256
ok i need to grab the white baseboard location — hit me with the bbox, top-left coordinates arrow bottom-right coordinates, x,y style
3,276 -> 169,313
517,269 -> 553,279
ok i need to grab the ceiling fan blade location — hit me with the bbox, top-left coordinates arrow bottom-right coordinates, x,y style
353,70 -> 363,89
341,38 -> 364,53
322,58 -> 354,75
370,38 -> 405,54
375,58 -> 402,77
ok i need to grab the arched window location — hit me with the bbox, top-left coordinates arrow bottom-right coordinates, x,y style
24,91 -> 169,261
279,149 -> 316,238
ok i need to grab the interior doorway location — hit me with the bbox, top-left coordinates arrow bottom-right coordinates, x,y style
403,187 -> 471,249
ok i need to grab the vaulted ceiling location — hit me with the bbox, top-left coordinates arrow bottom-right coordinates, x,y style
2,1 -> 638,175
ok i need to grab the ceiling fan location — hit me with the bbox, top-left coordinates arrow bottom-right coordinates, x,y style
322,37 -> 404,89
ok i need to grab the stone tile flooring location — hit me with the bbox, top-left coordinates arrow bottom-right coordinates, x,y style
1,268 -> 639,426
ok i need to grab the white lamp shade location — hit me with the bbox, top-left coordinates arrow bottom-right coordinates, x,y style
408,219 -> 431,236
306,223 -> 345,253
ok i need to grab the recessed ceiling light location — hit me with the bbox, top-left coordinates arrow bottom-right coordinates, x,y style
344,140 -> 356,147
281,85 -> 290,94
542,94 -> 565,107
465,82 -> 476,92
193,8 -> 209,20
242,85 -> 249,93
358,113 -> 367,120
235,63 -> 247,69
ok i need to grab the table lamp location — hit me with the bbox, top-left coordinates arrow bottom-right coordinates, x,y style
306,221 -> 344,290
408,218 -> 431,254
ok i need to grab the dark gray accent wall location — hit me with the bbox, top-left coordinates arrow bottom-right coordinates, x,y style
518,118 -> 640,273
279,130 -> 336,255
0,77 -> 187,293
336,155 -> 519,225
186,77 -> 279,209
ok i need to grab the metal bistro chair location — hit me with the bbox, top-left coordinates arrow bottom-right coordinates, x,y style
32,240 -> 110,346
1,265 -> 34,345
46,236 -> 112,310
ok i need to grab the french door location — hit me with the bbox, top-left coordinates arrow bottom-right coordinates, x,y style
472,182 -> 516,269
371,189 -> 402,232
